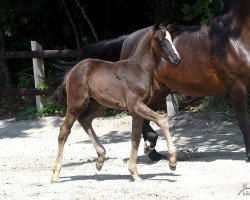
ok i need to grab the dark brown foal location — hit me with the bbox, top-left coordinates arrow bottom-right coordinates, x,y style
51,24 -> 181,183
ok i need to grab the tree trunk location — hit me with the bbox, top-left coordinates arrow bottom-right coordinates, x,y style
75,0 -> 99,42
61,0 -> 81,49
0,27 -> 14,87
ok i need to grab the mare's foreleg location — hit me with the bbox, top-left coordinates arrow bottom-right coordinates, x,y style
133,101 -> 177,170
230,80 -> 250,161
77,101 -> 107,170
143,89 -> 170,160
129,116 -> 144,181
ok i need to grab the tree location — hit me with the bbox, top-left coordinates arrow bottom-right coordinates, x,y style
0,26 -> 14,87
181,0 -> 224,24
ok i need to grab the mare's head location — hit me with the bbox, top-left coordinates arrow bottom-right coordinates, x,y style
152,24 -> 181,66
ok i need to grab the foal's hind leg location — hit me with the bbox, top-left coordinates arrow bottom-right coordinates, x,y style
133,101 -> 177,170
77,101 -> 107,170
51,111 -> 77,183
129,116 -> 143,181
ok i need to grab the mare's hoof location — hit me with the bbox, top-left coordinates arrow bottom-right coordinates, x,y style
246,153 -> 250,162
144,146 -> 154,155
169,164 -> 176,171
148,149 -> 167,161
96,163 -> 103,171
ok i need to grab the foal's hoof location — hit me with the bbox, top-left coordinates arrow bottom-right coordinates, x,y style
96,162 -> 103,171
51,177 -> 59,184
169,164 -> 176,171
133,176 -> 142,182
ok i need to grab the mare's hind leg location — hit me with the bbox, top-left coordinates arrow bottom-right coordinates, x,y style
133,101 -> 177,170
77,100 -> 108,170
129,116 -> 144,181
230,80 -> 250,161
51,111 -> 77,183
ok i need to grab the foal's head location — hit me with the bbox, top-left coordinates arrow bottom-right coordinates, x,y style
152,24 -> 181,66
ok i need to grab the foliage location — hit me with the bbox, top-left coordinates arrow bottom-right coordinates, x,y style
149,0 -> 190,24
17,75 -> 33,88
16,106 -> 37,120
16,99 -> 62,120
16,82 -> 62,120
36,83 -> 49,91
181,0 -> 224,24
36,99 -> 62,118
36,83 -> 62,118
101,108 -> 128,118
200,95 -> 231,111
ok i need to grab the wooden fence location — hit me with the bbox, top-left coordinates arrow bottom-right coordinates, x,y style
0,41 -> 81,110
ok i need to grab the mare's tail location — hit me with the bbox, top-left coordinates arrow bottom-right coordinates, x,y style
78,35 -> 128,62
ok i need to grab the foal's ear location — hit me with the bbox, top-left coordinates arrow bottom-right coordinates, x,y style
161,19 -> 169,28
153,20 -> 161,32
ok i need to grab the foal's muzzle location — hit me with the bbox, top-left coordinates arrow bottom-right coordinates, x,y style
168,54 -> 181,67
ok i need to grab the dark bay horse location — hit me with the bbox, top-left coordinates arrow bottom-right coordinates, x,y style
121,0 -> 250,161
51,25 -> 181,183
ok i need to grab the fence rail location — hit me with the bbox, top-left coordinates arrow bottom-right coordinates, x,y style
0,49 -> 82,59
0,88 -> 54,96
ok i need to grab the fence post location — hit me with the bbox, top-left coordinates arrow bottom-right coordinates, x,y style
31,41 -> 45,110
166,94 -> 178,117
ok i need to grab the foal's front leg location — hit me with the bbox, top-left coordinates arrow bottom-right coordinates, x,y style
129,116 -> 144,181
133,101 -> 177,170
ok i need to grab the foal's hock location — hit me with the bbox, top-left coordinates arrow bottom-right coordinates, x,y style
51,24 -> 181,183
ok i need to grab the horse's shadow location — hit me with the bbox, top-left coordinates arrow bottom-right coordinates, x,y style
60,172 -> 180,183
60,155 -> 180,183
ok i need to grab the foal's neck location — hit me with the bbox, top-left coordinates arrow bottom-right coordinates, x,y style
130,31 -> 159,72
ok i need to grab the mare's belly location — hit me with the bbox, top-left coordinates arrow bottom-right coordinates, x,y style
157,68 -> 229,97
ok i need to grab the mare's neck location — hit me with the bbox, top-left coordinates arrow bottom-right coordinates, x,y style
223,0 -> 250,33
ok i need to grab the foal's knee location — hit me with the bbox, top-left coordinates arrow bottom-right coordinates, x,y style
58,123 -> 71,143
156,116 -> 169,129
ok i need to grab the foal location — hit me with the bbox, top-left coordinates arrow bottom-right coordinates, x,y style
51,24 -> 181,183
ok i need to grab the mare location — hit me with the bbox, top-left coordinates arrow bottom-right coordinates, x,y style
120,0 -> 250,161
51,25 -> 181,183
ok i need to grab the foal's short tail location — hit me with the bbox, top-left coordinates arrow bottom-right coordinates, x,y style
50,78 -> 67,106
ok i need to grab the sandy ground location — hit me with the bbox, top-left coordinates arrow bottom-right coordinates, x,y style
0,111 -> 250,200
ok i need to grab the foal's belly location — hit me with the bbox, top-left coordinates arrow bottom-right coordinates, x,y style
88,76 -> 128,110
